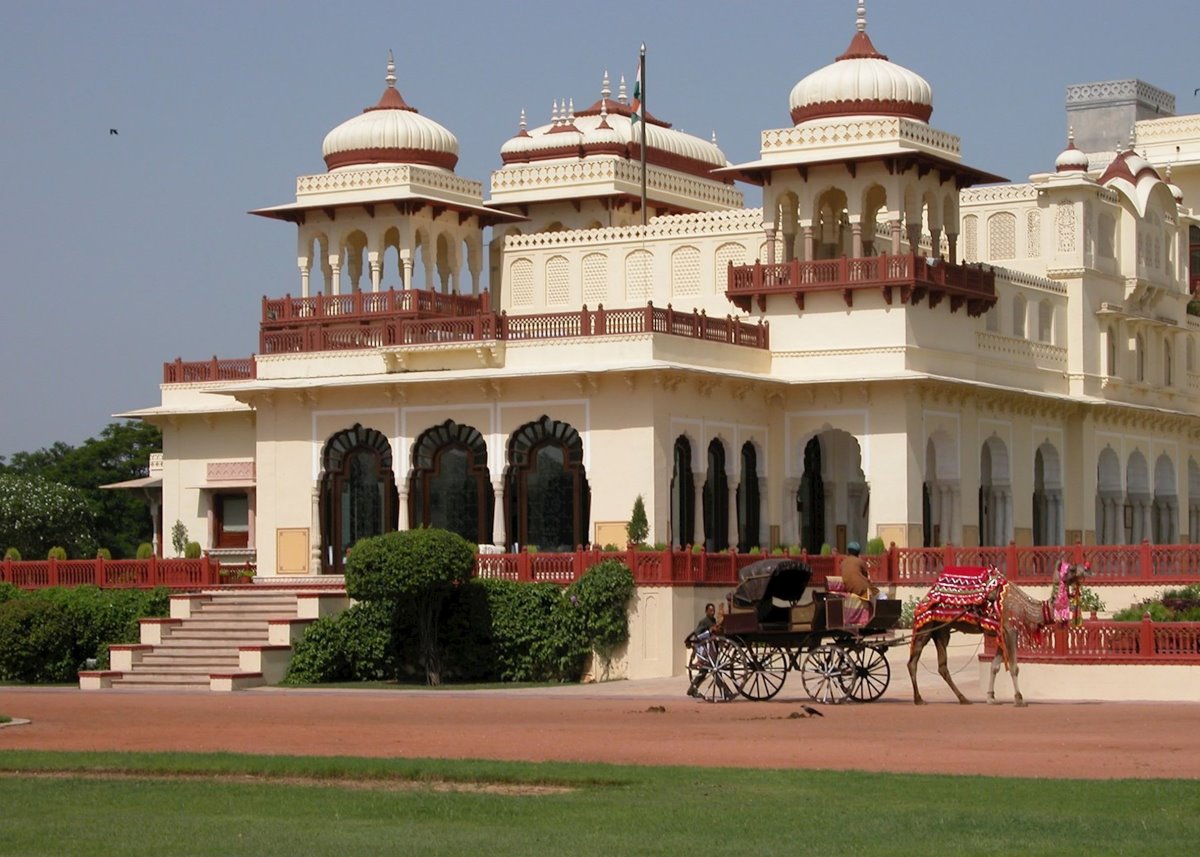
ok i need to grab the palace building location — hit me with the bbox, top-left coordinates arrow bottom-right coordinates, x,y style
125,3 -> 1200,585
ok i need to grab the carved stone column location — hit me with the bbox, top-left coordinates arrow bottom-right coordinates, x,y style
765,227 -> 777,265
890,218 -> 902,255
328,257 -> 341,296
298,260 -> 311,299
311,486 -> 323,575
492,479 -> 507,549
692,472 -> 706,549
758,476 -> 770,549
782,477 -> 800,548
369,254 -> 382,292
397,487 -> 410,531
727,475 -> 739,551
851,220 -> 863,259
803,226 -> 815,262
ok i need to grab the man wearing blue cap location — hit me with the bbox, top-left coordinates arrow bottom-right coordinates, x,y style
840,541 -> 878,600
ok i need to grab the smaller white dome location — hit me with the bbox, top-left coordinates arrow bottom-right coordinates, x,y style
1054,130 -> 1089,172
321,54 -> 459,172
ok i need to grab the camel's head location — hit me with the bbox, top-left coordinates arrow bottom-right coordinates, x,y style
1054,562 -> 1090,625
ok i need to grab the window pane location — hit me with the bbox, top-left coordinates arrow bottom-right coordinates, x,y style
220,495 -> 249,532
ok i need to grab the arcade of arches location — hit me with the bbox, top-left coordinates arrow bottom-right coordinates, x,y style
316,420 -> 1200,573
317,417 -> 589,572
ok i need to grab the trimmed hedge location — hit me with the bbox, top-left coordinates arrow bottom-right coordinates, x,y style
0,585 -> 171,683
284,559 -> 635,686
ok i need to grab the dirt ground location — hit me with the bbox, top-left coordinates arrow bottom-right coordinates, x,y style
3,670 -> 1198,780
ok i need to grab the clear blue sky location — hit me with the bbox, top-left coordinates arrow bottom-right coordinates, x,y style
2,0 -> 1196,459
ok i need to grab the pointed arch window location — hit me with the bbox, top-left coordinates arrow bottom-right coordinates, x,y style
505,416 -> 590,552
703,440 -> 729,551
736,442 -> 761,553
409,420 -> 494,545
1106,325 -> 1118,376
671,437 -> 695,548
319,424 -> 398,573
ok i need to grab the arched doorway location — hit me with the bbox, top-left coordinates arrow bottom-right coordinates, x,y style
504,416 -> 589,552
736,442 -> 761,553
979,437 -> 1012,547
1153,453 -> 1177,544
923,430 -> 959,547
1033,442 -> 1064,546
797,430 -> 868,553
702,439 -> 729,551
670,436 -> 695,548
1095,447 -> 1122,544
798,437 -> 825,553
409,420 -> 494,545
1127,451 -> 1150,543
319,424 -> 398,573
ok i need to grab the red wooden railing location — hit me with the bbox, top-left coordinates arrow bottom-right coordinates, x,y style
162,356 -> 256,384
5,540 -> 1200,592
725,252 -> 996,315
0,555 -> 224,589
250,302 -> 768,358
262,289 -> 486,325
984,617 -> 1200,665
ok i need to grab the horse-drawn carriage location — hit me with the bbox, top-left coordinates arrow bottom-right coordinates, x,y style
687,558 -> 903,703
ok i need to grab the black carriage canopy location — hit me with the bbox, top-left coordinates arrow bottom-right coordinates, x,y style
732,559 -> 813,610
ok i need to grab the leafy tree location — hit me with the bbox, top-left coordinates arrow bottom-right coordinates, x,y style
626,495 -> 649,545
343,528 -> 475,686
0,421 -> 161,557
0,474 -> 96,558
171,521 -> 189,557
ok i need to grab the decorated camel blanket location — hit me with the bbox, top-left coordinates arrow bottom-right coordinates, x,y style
911,565 -> 1008,640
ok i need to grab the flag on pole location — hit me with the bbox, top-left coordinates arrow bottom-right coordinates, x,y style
630,63 -> 642,121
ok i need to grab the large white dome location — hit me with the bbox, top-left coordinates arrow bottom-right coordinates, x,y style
321,55 -> 459,172
788,4 -> 932,125
500,76 -> 727,179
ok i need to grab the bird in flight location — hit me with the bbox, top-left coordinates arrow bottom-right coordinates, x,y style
109,128 -> 118,135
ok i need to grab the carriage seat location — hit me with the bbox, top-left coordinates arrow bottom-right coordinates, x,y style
824,576 -> 872,627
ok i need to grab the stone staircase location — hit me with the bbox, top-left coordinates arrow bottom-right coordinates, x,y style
80,587 -> 348,692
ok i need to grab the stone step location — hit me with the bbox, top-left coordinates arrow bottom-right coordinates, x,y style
139,654 -> 240,667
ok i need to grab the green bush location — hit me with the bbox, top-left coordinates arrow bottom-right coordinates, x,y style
96,548 -> 112,561
184,541 -> 202,559
4,547 -> 20,561
1113,584 -> 1200,622
472,578 -> 564,681
344,529 -> 477,685
135,543 -> 154,560
898,595 -> 921,630
0,598 -> 75,682
819,543 -> 832,556
47,546 -> 67,561
0,582 -> 20,604
171,521 -> 188,557
0,586 -> 170,681
284,601 -> 399,684
865,537 -> 886,556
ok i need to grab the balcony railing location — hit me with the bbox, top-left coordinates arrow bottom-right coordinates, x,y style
262,288 -> 487,326
726,252 -> 996,316
258,302 -> 769,356
162,356 -> 256,384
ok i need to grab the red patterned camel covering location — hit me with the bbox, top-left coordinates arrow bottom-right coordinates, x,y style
912,565 -> 1008,639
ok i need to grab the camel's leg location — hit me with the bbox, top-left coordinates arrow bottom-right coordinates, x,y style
935,630 -> 972,705
987,648 -> 1004,704
907,632 -> 931,705
1006,629 -> 1026,707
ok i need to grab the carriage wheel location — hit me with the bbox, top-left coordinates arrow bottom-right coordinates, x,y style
846,645 -> 891,702
800,644 -> 853,704
686,637 -> 745,703
733,642 -> 789,701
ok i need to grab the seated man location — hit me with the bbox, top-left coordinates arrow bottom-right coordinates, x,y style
839,542 -> 879,601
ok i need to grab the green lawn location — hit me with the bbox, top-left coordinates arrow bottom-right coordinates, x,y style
0,750 -> 1196,856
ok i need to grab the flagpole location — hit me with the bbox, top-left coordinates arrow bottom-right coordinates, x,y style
639,42 -> 647,227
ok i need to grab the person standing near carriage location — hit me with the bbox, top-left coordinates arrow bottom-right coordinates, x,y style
686,603 -> 722,698
840,542 -> 879,600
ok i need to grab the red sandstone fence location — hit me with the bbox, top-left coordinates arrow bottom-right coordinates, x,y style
4,540 -> 1200,592
983,616 -> 1200,665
